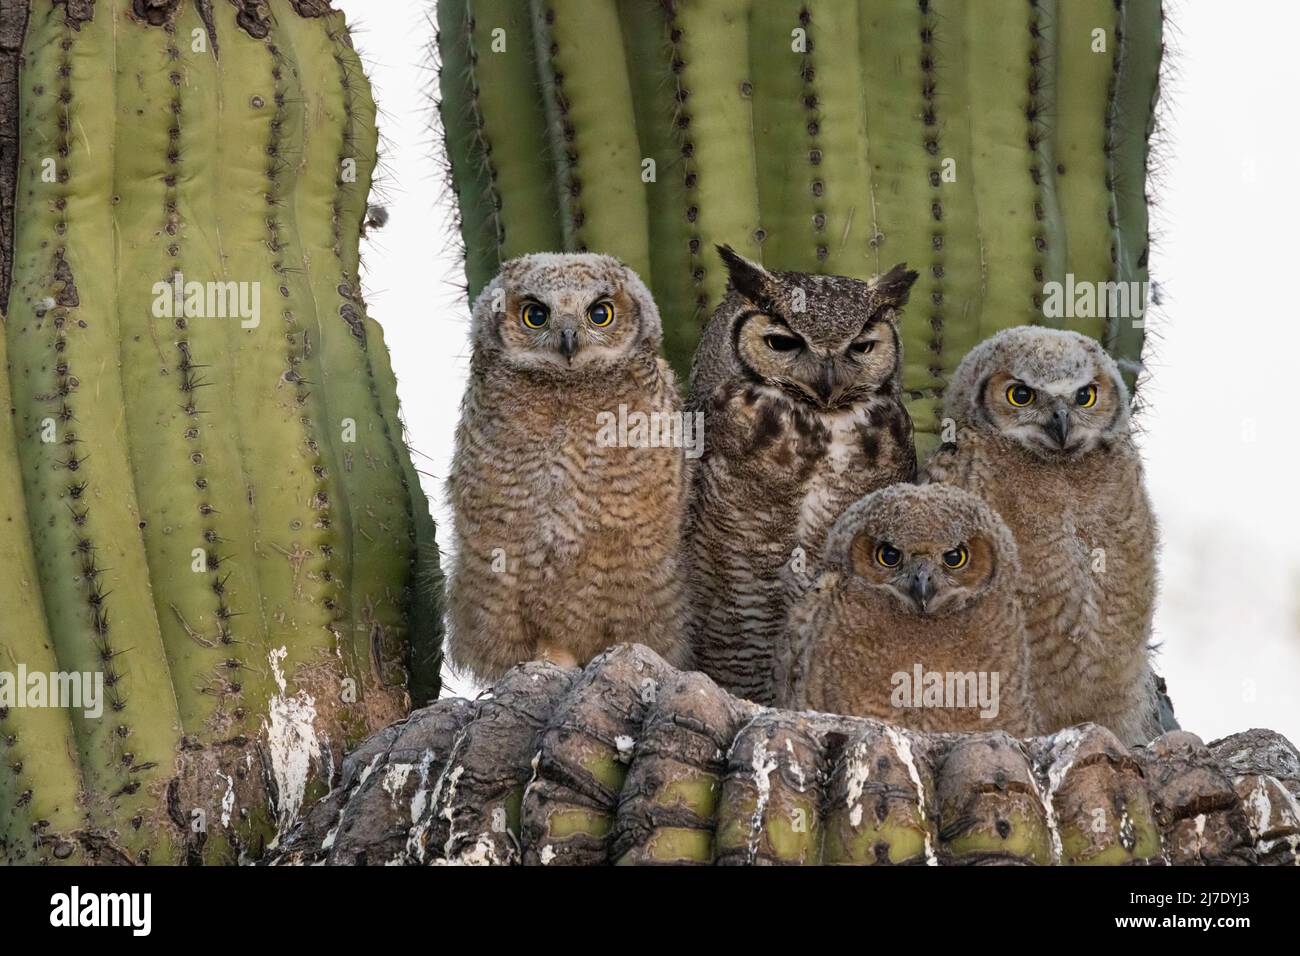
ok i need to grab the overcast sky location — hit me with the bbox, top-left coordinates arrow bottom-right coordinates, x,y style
337,0 -> 1298,740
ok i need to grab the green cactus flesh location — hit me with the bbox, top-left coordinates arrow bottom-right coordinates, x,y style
437,0 -> 1162,443
0,0 -> 442,864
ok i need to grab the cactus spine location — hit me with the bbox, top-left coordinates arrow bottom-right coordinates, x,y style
436,0 -> 1163,445
0,0 -> 442,864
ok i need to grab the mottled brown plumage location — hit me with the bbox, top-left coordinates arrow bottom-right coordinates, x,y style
779,484 -> 1037,736
922,327 -> 1160,745
446,254 -> 690,682
686,246 -> 918,704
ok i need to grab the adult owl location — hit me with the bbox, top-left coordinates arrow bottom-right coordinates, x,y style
778,483 -> 1037,737
446,253 -> 690,681
686,245 -> 918,704
921,326 -> 1161,745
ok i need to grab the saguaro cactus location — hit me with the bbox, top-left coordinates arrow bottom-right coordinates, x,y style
436,0 -> 1163,441
270,646 -> 1300,866
0,0 -> 443,864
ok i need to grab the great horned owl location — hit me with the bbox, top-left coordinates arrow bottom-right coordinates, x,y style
686,245 -> 918,704
446,253 -> 690,681
921,326 -> 1160,745
779,483 -> 1037,736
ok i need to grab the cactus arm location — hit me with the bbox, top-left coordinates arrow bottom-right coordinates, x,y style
0,0 -> 439,862
359,314 -> 445,707
469,0 -> 564,259
272,9 -> 411,730
325,15 -> 443,708
530,0 -> 650,277
617,0 -> 697,370
748,3 -> 818,273
665,0 -> 763,309
1110,0 -> 1162,381
332,16 -> 434,712
267,9 -> 365,696
1051,0 -> 1116,342
0,329 -> 84,863
202,0 -> 355,836
6,1 -> 184,862
436,0 -> 499,299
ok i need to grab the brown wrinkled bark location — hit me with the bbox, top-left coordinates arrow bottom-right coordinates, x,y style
267,645 -> 1300,866
0,0 -> 28,316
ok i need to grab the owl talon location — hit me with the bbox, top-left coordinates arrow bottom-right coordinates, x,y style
536,645 -> 580,670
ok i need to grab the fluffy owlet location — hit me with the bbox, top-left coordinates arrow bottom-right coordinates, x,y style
446,253 -> 691,681
686,246 -> 919,704
778,483 -> 1037,737
921,326 -> 1160,745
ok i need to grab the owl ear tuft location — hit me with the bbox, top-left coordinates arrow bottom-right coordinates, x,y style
716,244 -> 779,311
869,263 -> 919,309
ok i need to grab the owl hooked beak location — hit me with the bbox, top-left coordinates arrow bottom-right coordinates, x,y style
559,328 -> 579,361
908,564 -> 937,614
1044,399 -> 1071,449
814,358 -> 836,404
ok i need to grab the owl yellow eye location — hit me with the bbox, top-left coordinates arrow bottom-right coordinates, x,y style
1076,384 -> 1098,408
764,333 -> 804,352
942,545 -> 969,570
875,543 -> 902,568
1006,383 -> 1036,407
587,300 -> 614,327
521,302 -> 550,329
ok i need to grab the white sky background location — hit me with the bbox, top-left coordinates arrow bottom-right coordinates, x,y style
337,0 -> 1299,739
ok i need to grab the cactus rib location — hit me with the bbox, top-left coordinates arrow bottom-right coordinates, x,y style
531,0 -> 650,276
7,1 -> 184,862
436,0 -> 502,299
666,0 -> 763,311
0,328 -> 84,864
616,0 -> 697,389
468,0 -> 563,260
801,0 -> 875,279
925,0 -> 984,408
748,2 -> 818,273
1110,0 -> 1163,384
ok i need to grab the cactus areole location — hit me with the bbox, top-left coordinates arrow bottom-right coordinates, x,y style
0,0 -> 444,864
436,0 -> 1163,448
